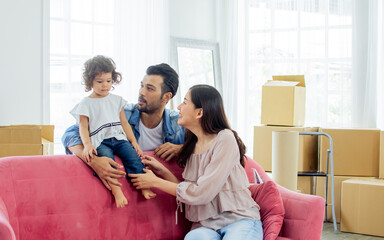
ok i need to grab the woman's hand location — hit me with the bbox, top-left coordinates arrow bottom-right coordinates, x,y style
129,169 -> 159,189
141,155 -> 166,176
83,143 -> 97,162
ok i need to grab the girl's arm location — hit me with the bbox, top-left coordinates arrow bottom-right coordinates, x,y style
120,108 -> 143,156
79,115 -> 97,162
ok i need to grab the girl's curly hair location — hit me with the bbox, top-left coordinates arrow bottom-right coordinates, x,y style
82,55 -> 122,92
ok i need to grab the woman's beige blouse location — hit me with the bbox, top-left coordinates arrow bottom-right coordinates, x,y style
176,129 -> 260,230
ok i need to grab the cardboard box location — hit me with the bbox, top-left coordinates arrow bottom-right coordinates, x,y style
380,131 -> 384,178
261,75 -> 305,127
297,176 -> 315,195
315,176 -> 375,223
0,125 -> 54,157
253,126 -> 318,172
340,179 -> 384,237
266,171 -> 314,195
319,128 -> 380,176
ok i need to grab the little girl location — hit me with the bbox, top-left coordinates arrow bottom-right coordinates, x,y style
70,55 -> 156,208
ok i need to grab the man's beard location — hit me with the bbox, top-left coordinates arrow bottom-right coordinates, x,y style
138,97 -> 162,114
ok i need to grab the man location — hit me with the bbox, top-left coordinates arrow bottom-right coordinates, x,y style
62,63 -> 185,190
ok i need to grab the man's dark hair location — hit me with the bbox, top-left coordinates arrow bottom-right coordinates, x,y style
146,63 -> 179,98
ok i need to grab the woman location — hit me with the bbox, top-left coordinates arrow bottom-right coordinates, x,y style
129,85 -> 263,239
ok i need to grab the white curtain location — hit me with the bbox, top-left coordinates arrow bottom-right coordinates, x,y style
113,0 -> 169,103
353,0 -> 383,129
49,0 -> 169,154
217,0 -> 238,128
376,0 -> 384,129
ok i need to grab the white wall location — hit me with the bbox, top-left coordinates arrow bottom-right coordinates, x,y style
0,0 -> 45,125
169,0 -> 217,41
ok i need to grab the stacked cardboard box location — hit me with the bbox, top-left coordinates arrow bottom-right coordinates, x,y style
380,131 -> 384,178
261,75 -> 306,127
253,126 -> 318,172
257,75 -> 321,195
315,176 -> 375,223
314,128 -> 381,231
0,125 -> 54,157
340,179 -> 384,237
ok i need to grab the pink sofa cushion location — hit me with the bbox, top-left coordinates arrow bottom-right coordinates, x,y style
249,180 -> 285,240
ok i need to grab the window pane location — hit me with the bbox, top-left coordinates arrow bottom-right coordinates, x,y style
328,93 -> 352,125
94,25 -> 114,56
177,47 -> 215,99
50,57 -> 69,84
328,61 -> 352,91
329,0 -> 353,26
328,28 -> 352,58
274,31 -> 298,58
70,22 -> 93,55
274,0 -> 298,29
50,20 -> 69,54
249,32 -> 271,60
95,0 -> 114,24
70,0 -> 92,21
249,1 -> 271,30
300,30 -> 325,58
301,61 -> 327,125
300,0 -> 325,27
50,0 -> 67,19
273,62 -> 298,74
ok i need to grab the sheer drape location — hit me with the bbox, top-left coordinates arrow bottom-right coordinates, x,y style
50,0 -> 169,154
217,0 -> 240,131
113,0 -> 169,103
353,0 -> 384,128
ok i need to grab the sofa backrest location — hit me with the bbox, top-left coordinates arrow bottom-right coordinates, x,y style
0,153 -> 191,240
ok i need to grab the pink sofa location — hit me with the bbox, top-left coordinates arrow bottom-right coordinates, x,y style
0,153 -> 324,240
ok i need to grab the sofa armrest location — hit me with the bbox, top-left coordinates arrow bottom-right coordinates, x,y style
0,197 -> 15,240
278,186 -> 325,240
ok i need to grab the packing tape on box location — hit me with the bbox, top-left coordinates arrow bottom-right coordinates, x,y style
272,131 -> 299,191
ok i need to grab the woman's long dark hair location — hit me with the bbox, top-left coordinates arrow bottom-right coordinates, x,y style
177,85 -> 246,168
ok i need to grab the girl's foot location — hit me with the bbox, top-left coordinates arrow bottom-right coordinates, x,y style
113,190 -> 128,208
142,188 -> 156,200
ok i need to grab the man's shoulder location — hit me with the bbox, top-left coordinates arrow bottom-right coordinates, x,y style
124,103 -> 140,123
125,103 -> 138,111
165,108 -> 180,120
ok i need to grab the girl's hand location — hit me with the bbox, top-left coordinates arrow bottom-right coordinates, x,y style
132,142 -> 143,157
129,169 -> 159,189
83,143 -> 97,162
141,155 -> 166,176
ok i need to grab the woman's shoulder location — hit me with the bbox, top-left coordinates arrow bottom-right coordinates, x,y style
218,129 -> 235,139
215,129 -> 237,146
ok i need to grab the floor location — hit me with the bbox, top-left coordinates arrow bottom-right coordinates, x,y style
321,223 -> 384,240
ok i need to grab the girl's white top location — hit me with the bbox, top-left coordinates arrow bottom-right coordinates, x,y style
70,93 -> 128,149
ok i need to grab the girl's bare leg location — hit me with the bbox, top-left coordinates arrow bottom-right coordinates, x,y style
110,183 -> 128,208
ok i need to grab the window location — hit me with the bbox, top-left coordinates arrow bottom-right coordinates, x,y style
50,0 -> 116,154
49,0 -> 169,154
241,0 -> 353,154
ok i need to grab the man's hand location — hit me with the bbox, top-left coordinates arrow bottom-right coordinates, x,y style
154,143 -> 182,162
88,156 -> 126,190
